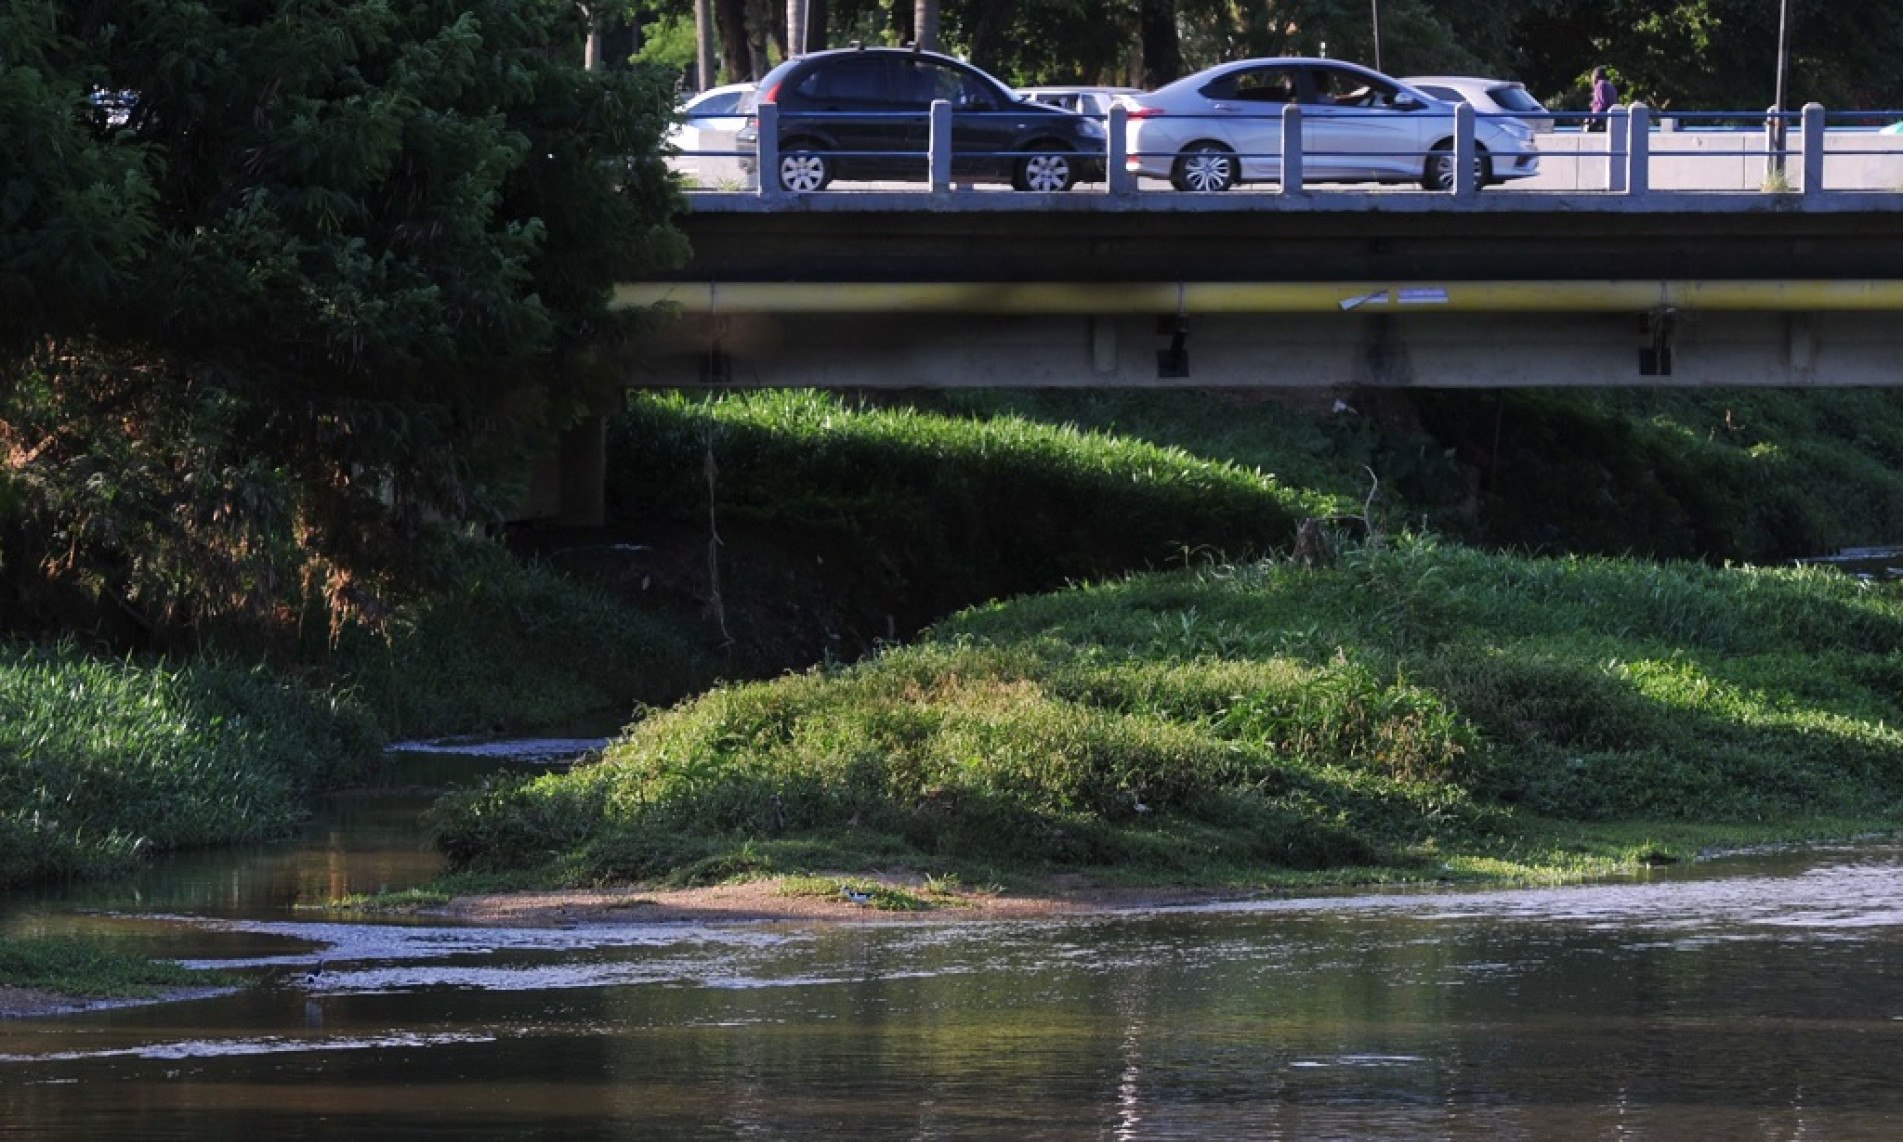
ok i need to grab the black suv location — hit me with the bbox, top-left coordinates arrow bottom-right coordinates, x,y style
737,46 -> 1106,191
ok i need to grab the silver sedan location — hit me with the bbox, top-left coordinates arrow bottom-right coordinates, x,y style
1123,57 -> 1539,191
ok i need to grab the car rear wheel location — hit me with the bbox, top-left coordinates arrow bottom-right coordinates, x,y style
1422,142 -> 1491,191
1170,143 -> 1237,192
778,145 -> 832,192
1013,147 -> 1077,192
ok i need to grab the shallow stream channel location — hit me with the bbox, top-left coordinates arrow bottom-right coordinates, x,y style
4,740 -> 1902,1139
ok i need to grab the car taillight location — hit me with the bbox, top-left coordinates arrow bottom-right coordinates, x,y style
760,82 -> 780,104
1126,106 -> 1164,119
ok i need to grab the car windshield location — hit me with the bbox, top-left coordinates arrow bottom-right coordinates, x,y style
1488,85 -> 1546,113
684,90 -> 744,117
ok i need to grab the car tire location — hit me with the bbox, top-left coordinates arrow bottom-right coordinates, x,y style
1170,142 -> 1237,192
1422,142 -> 1491,191
1012,146 -> 1077,192
778,144 -> 832,192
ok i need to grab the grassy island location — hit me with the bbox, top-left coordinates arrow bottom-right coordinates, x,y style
431,536 -> 1903,889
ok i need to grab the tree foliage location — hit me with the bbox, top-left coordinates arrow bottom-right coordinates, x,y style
655,0 -> 1903,111
1,0 -> 684,649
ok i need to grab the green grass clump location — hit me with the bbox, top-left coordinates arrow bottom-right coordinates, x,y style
0,641 -> 381,887
607,390 -> 1327,613
429,537 -> 1903,888
0,935 -> 237,999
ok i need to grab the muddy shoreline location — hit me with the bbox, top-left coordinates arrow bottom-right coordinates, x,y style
429,874 -> 1253,927
1,876 -> 1250,1018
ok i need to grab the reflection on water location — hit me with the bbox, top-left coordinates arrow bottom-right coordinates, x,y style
4,843 -> 1902,1139
3,737 -> 605,929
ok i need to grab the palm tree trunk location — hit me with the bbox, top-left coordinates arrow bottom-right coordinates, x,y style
695,0 -> 718,88
913,0 -> 939,51
786,0 -> 806,56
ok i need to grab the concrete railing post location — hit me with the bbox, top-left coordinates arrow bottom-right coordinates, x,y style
1280,103 -> 1304,193
1108,103 -> 1136,196
755,103 -> 781,198
929,99 -> 953,193
1452,102 -> 1476,197
1605,106 -> 1628,194
1801,102 -> 1826,194
1765,104 -> 1787,184
1626,103 -> 1650,197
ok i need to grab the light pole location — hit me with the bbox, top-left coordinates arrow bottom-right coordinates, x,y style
1770,0 -> 1791,177
1371,0 -> 1382,71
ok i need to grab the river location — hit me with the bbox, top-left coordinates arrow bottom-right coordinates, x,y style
3,742 -> 1900,1139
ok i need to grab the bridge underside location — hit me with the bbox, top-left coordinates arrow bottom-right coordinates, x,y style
631,308 -> 1893,389
627,195 -> 1903,390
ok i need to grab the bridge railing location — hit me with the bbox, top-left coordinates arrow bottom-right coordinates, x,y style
665,100 -> 1903,198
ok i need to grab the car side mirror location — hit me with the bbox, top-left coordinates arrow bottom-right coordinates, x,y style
1392,94 -> 1424,111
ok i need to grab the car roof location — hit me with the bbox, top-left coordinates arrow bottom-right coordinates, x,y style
1158,57 -> 1397,90
1402,75 -> 1528,88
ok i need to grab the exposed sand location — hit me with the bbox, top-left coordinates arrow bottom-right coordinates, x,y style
434,872 -> 1247,926
3,876 -> 1251,1017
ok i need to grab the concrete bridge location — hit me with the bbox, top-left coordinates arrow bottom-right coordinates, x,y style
626,104 -> 1903,391
525,106 -> 1903,522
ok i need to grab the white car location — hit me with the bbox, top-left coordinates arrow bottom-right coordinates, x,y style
1403,75 -> 1556,134
1124,57 -> 1539,191
1018,86 -> 1143,118
667,82 -> 755,181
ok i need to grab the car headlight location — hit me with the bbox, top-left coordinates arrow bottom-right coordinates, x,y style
1076,118 -> 1107,140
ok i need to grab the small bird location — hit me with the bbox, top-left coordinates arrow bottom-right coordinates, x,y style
304,961 -> 325,986
841,886 -> 874,906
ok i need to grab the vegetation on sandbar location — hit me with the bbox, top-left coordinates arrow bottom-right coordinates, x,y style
431,536 -> 1903,888
0,935 -> 237,1000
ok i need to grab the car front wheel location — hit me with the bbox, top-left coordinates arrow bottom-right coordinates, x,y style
1013,148 -> 1077,192
778,147 -> 832,192
1170,143 -> 1237,192
1422,142 -> 1491,191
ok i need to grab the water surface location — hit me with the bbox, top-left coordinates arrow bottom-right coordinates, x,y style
3,746 -> 1899,1138
4,845 -> 1899,1138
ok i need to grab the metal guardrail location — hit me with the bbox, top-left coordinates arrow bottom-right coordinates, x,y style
668,100 -> 1903,198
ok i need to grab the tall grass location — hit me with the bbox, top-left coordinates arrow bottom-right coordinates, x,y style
0,642 -> 380,886
430,536 -> 1903,886
606,390 -> 1327,614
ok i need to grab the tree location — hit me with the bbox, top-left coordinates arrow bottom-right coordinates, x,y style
2,0 -> 685,646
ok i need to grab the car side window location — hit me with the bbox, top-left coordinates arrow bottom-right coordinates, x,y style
1206,68 -> 1297,104
799,56 -> 893,104
1307,67 -> 1405,109
905,60 -> 998,110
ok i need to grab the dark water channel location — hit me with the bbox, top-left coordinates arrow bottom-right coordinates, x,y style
4,743 -> 1902,1139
